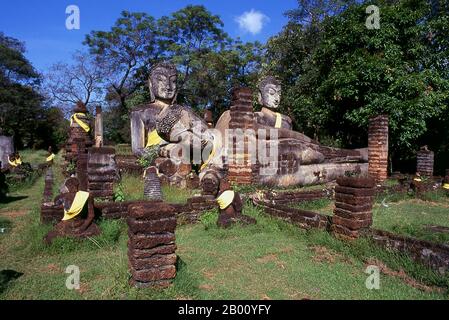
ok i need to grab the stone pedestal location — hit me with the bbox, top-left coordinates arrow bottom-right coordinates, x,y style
331,176 -> 375,239
143,166 -> 163,201
417,147 -> 434,177
228,88 -> 257,185
368,115 -> 389,182
88,147 -> 117,202
95,106 -> 104,147
0,136 -> 14,170
127,202 -> 177,288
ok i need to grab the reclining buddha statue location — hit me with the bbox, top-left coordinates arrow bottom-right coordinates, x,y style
212,76 -> 368,187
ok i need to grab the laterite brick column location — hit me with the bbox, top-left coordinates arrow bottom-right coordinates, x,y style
416,146 -> 434,177
368,115 -> 389,182
228,88 -> 257,185
127,202 -> 177,288
331,176 -> 375,239
88,147 -> 117,201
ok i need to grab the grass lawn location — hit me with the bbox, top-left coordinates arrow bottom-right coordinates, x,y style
1,154 -> 449,299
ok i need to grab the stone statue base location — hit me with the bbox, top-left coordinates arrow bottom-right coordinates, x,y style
44,219 -> 100,245
258,163 -> 369,187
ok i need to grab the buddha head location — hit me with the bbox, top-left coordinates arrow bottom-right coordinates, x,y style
258,76 -> 281,110
149,62 -> 177,103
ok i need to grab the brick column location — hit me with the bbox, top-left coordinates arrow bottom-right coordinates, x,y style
417,146 -> 434,177
127,202 -> 177,288
368,115 -> 389,182
88,147 -> 117,201
228,88 -> 257,185
331,176 -> 375,239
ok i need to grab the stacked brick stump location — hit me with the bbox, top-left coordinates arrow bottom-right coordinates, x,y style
368,115 -> 389,183
228,88 -> 257,185
331,176 -> 375,240
127,202 -> 177,288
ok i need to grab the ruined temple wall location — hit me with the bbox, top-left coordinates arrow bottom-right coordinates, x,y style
417,148 -> 434,177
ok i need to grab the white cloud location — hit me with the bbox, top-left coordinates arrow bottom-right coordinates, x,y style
235,9 -> 270,35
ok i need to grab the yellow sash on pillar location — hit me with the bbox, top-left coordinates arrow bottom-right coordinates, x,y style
275,113 -> 282,129
146,130 -> 163,148
414,178 -> 422,182
443,183 -> 449,190
217,190 -> 235,210
70,113 -> 90,132
62,191 -> 90,221
46,153 -> 55,162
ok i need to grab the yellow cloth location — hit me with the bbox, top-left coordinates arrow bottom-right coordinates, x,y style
217,190 -> 235,210
414,178 -> 422,182
146,130 -> 163,148
62,191 -> 90,221
275,113 -> 282,129
70,113 -> 90,132
46,153 -> 55,162
8,157 -> 19,167
443,183 -> 449,190
16,157 -> 22,165
201,142 -> 216,171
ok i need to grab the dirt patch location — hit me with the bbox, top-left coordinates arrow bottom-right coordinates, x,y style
256,254 -> 278,264
0,210 -> 28,218
199,284 -> 214,291
202,270 -> 215,280
424,225 -> 449,234
310,246 -> 342,264
365,258 -> 445,293
45,264 -> 61,273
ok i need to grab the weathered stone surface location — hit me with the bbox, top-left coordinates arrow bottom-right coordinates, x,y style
129,254 -> 177,270
128,233 -> 175,249
131,265 -> 176,282
416,146 -> 434,177
127,217 -> 177,234
129,244 -> 177,259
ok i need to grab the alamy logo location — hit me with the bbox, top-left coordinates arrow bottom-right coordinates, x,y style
366,5 -> 380,30
365,265 -> 380,290
66,5 -> 80,30
65,265 -> 80,290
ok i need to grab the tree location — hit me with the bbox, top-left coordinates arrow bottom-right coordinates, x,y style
266,0 -> 449,172
84,11 -> 160,111
45,51 -> 106,115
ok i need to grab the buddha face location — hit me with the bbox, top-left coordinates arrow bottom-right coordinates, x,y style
149,68 -> 177,101
260,83 -> 281,109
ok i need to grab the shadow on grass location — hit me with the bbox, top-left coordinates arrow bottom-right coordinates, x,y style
0,270 -> 24,294
0,195 -> 29,205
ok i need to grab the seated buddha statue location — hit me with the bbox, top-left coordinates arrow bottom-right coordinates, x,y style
131,62 -> 220,186
44,177 -> 100,244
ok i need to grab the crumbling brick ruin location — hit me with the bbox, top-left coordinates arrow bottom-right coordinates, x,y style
368,115 -> 389,182
331,176 -> 375,239
127,202 -> 177,288
416,146 -> 434,177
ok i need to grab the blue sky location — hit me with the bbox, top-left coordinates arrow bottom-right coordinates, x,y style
0,0 -> 298,73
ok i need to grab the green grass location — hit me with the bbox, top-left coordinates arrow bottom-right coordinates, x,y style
290,198 -> 334,216
118,174 -> 199,204
2,158 -> 449,299
17,149 -> 48,167
373,199 -> 449,244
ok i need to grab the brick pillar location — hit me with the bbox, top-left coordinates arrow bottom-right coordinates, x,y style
416,146 -> 434,177
368,115 -> 389,182
228,88 -> 257,185
127,202 -> 177,288
331,176 -> 375,239
87,147 -> 117,201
